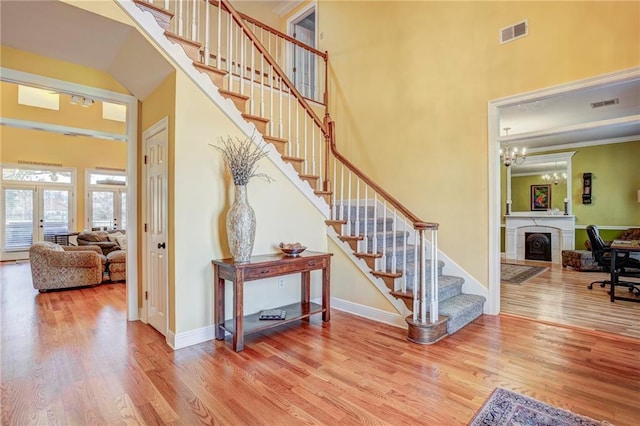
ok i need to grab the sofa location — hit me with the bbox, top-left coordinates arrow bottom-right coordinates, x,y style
29,242 -> 106,292
77,230 -> 126,255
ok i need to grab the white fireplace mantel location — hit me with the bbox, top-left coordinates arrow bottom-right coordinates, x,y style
504,214 -> 575,263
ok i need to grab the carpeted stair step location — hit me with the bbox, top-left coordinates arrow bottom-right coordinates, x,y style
357,230 -> 410,253
346,217 -> 397,235
438,293 -> 485,335
389,275 -> 464,309
335,204 -> 377,219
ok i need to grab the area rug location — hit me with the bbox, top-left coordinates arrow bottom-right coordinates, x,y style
468,388 -> 612,426
501,263 -> 548,284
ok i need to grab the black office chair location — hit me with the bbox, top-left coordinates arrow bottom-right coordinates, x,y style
586,225 -> 640,295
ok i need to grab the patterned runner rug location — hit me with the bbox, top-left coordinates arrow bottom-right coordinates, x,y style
468,388 -> 611,425
501,263 -> 548,284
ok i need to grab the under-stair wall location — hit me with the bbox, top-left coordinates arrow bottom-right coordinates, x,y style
118,0 -> 488,341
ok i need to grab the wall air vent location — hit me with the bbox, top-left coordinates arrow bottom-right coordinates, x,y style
590,98 -> 619,109
500,20 -> 528,44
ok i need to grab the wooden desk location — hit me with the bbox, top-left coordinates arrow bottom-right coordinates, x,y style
609,240 -> 640,303
213,251 -> 332,352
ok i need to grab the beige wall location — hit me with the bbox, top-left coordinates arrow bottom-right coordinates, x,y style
317,0 -> 639,287
171,70 -> 328,334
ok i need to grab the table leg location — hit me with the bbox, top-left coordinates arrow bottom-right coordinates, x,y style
233,276 -> 244,352
301,271 -> 310,322
323,262 -> 330,322
610,248 -> 617,303
214,266 -> 226,340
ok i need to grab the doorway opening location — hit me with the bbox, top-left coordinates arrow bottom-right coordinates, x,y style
287,4 -> 317,100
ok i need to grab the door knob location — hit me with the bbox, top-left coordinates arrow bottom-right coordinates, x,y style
157,242 -> 166,249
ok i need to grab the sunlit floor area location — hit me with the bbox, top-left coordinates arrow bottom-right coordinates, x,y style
2,260 -> 639,425
501,259 -> 640,339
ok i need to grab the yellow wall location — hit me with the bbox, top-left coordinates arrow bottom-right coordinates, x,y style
171,70 -> 328,334
317,0 -> 639,287
0,47 -> 129,232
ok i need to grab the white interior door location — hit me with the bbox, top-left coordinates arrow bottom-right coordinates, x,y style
144,120 -> 169,336
293,26 -> 315,99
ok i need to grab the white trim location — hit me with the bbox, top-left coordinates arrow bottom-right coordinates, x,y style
329,297 -> 406,329
1,67 -> 139,321
575,224 -> 639,230
525,135 -> 640,154
166,325 -> 216,350
488,66 -> 640,317
0,117 -> 127,142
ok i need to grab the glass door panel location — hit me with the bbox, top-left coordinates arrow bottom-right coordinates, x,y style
2,187 -> 35,250
91,191 -> 115,230
42,189 -> 70,242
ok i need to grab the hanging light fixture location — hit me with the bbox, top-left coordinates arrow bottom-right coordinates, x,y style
499,127 -> 526,167
542,162 -> 567,185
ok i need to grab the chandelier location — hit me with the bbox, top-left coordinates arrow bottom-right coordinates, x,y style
499,127 -> 526,167
542,163 -> 567,185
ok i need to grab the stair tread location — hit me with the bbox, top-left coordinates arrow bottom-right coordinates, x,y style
219,89 -> 249,100
263,135 -> 288,143
299,173 -> 319,179
339,235 -> 364,241
241,113 -> 269,122
388,275 -> 465,297
193,62 -> 227,75
355,252 -> 383,259
314,190 -> 332,195
281,155 -> 304,163
326,219 -> 347,225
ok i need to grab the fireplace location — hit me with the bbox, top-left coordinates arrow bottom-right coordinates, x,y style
525,232 -> 552,261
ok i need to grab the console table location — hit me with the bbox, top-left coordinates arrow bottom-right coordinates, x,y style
213,251 -> 332,352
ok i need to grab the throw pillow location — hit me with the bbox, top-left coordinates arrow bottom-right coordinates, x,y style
107,232 -> 124,243
115,235 -> 127,250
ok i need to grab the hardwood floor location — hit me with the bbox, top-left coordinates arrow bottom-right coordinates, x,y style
501,259 -> 640,339
2,261 -> 639,425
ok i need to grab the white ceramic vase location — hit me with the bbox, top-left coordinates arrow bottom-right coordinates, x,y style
226,185 -> 255,263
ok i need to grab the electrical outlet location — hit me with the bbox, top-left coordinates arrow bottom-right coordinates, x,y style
278,278 -> 285,288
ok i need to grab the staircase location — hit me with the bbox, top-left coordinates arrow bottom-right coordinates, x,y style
122,0 -> 485,342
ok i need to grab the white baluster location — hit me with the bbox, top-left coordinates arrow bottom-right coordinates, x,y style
339,163 -> 344,221
332,157 -> 337,220
303,114 -> 308,174
381,201 -> 387,272
177,0 -> 184,37
391,210 -> 397,275
354,180 -> 360,243
227,13 -> 233,91
216,2 -> 221,69
363,186 -> 368,253
191,0 -> 197,42
203,0 -> 210,65
346,171 -> 352,234
430,229 -> 438,323
401,218 -> 408,293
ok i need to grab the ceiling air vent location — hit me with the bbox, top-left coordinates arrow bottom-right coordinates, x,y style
500,20 -> 528,44
590,98 -> 619,109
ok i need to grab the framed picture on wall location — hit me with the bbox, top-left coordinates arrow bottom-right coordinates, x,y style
531,184 -> 551,211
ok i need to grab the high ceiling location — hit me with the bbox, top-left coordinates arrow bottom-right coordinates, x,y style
0,0 -> 173,101
1,0 -> 638,151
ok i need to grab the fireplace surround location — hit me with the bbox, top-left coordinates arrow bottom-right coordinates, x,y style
504,214 -> 575,264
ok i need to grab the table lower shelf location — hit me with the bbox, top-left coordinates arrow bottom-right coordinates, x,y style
222,301 -> 324,336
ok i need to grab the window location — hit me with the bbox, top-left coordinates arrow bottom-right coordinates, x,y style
86,170 -> 127,230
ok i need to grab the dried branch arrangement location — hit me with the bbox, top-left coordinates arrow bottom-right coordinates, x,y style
211,135 -> 273,186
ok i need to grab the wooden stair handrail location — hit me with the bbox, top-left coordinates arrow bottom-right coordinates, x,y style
211,0 -> 327,59
217,0 -> 327,133
219,0 -> 438,232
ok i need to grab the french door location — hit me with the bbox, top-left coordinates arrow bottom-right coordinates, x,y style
2,184 -> 73,256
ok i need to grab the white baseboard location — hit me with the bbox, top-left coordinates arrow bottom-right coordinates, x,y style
328,297 -> 406,329
167,325 -> 216,350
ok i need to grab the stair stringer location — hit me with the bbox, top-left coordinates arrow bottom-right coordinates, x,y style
327,226 -> 411,322
115,0 -> 330,218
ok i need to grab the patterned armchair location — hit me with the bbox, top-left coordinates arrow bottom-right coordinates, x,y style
29,241 -> 105,292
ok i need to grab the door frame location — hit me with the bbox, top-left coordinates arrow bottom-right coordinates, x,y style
141,117 -> 169,334
286,2 -> 318,98
1,67 -> 139,320
487,66 -> 640,316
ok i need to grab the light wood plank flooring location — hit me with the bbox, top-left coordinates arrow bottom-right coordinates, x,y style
1,261 -> 639,425
501,259 -> 640,339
